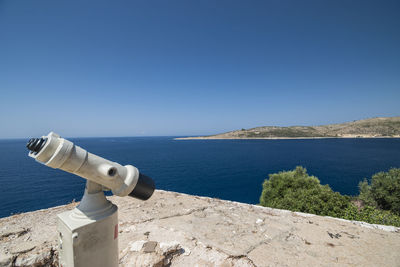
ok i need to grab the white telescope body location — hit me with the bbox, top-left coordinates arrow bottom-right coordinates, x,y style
27,132 -> 155,267
28,132 -> 154,199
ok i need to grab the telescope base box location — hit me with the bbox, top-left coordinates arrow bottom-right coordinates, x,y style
57,207 -> 119,267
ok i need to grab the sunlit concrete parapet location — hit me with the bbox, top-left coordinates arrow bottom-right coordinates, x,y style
1,190 -> 399,267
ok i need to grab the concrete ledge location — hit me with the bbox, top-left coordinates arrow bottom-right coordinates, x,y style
1,190 -> 399,266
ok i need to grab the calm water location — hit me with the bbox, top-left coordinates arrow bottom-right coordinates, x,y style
0,137 -> 399,218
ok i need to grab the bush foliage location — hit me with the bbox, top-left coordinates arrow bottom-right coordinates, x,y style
358,168 -> 400,215
342,205 -> 400,227
259,167 -> 400,227
259,166 -> 350,217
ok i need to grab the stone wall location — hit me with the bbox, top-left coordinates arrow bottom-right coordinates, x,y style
1,190 -> 399,266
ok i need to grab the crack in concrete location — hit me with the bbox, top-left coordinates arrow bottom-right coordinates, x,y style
158,207 -> 209,221
121,206 -> 210,226
245,240 -> 268,255
191,239 -> 258,267
0,228 -> 30,241
226,254 -> 257,267
10,246 -> 57,267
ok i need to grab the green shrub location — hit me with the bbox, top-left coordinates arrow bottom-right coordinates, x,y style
358,179 -> 377,207
358,168 -> 400,215
259,167 -> 400,227
343,204 -> 400,227
259,166 -> 350,217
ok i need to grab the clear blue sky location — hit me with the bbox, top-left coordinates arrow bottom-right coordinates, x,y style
1,0 -> 399,138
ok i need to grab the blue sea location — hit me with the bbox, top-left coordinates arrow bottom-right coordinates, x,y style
1,137 -> 400,218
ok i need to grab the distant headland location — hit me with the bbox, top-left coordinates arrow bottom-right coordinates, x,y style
176,116 -> 400,140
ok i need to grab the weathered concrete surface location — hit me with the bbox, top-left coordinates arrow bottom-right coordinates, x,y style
1,190 -> 399,267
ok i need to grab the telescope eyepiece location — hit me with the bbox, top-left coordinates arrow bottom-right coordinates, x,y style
27,138 -> 47,153
129,173 -> 155,200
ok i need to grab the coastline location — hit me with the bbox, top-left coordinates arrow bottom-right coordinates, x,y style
175,136 -> 400,140
175,117 -> 400,141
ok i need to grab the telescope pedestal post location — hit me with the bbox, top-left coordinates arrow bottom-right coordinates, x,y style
57,181 -> 119,267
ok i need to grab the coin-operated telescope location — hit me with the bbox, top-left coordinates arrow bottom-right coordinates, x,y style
27,132 -> 155,267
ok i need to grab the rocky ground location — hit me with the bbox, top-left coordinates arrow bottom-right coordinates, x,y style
1,190 -> 400,267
